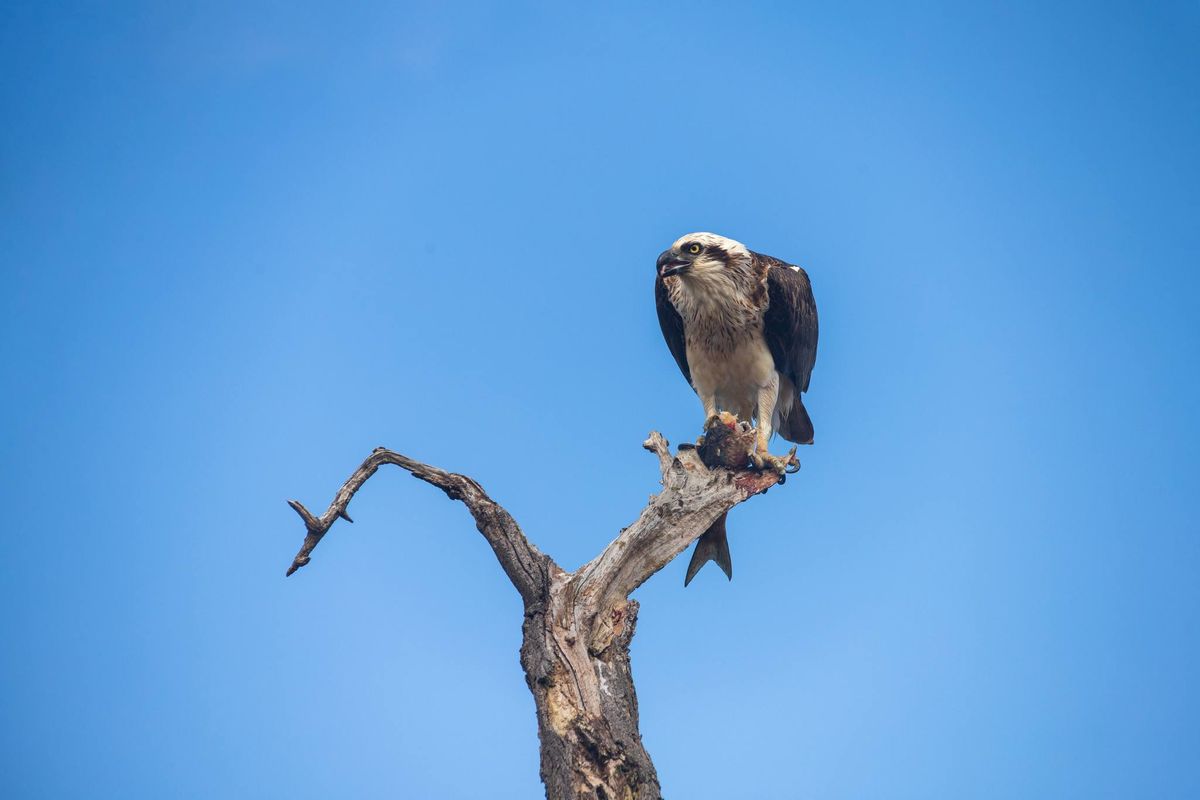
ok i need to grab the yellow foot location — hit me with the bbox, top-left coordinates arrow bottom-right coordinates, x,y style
749,447 -> 800,475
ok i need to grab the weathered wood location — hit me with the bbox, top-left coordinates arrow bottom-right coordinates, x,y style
286,447 -> 554,606
285,419 -> 790,800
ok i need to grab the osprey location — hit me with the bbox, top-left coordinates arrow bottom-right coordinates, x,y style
655,232 -> 818,585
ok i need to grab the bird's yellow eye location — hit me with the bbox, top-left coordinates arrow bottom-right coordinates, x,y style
688,243 -> 702,255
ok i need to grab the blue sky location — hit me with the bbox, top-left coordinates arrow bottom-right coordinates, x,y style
2,2 -> 1198,797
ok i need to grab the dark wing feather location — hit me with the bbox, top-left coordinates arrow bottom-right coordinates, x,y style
756,252 -> 818,393
654,274 -> 691,386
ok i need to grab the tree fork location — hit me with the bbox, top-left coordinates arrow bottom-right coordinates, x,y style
285,418 -> 793,800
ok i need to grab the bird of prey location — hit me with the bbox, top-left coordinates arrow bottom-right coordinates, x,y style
655,232 -> 818,585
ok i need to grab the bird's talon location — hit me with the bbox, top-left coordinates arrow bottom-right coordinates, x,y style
750,451 -> 793,476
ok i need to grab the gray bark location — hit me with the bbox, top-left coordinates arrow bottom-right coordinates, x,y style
286,419 -> 795,800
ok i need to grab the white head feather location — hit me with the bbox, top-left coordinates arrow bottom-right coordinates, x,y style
671,232 -> 750,258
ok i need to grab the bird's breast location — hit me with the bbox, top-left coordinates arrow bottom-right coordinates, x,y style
686,332 -> 776,406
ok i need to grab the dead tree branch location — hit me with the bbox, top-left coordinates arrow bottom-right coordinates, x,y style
285,419 -> 794,800
286,447 -> 556,606
573,421 -> 784,638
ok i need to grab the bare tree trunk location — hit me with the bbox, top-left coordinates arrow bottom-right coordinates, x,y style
285,420 -> 795,800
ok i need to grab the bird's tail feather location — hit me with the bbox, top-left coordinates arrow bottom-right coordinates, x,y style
684,512 -> 732,587
779,395 -> 814,445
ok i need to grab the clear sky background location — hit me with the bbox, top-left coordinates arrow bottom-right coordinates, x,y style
2,2 -> 1198,798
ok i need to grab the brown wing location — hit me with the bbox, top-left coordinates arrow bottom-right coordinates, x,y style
654,274 -> 691,387
756,252 -> 818,393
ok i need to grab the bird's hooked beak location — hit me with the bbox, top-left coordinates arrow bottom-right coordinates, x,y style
657,249 -> 691,278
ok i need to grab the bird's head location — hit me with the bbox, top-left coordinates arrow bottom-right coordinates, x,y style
656,232 -> 751,281
657,230 -> 748,292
